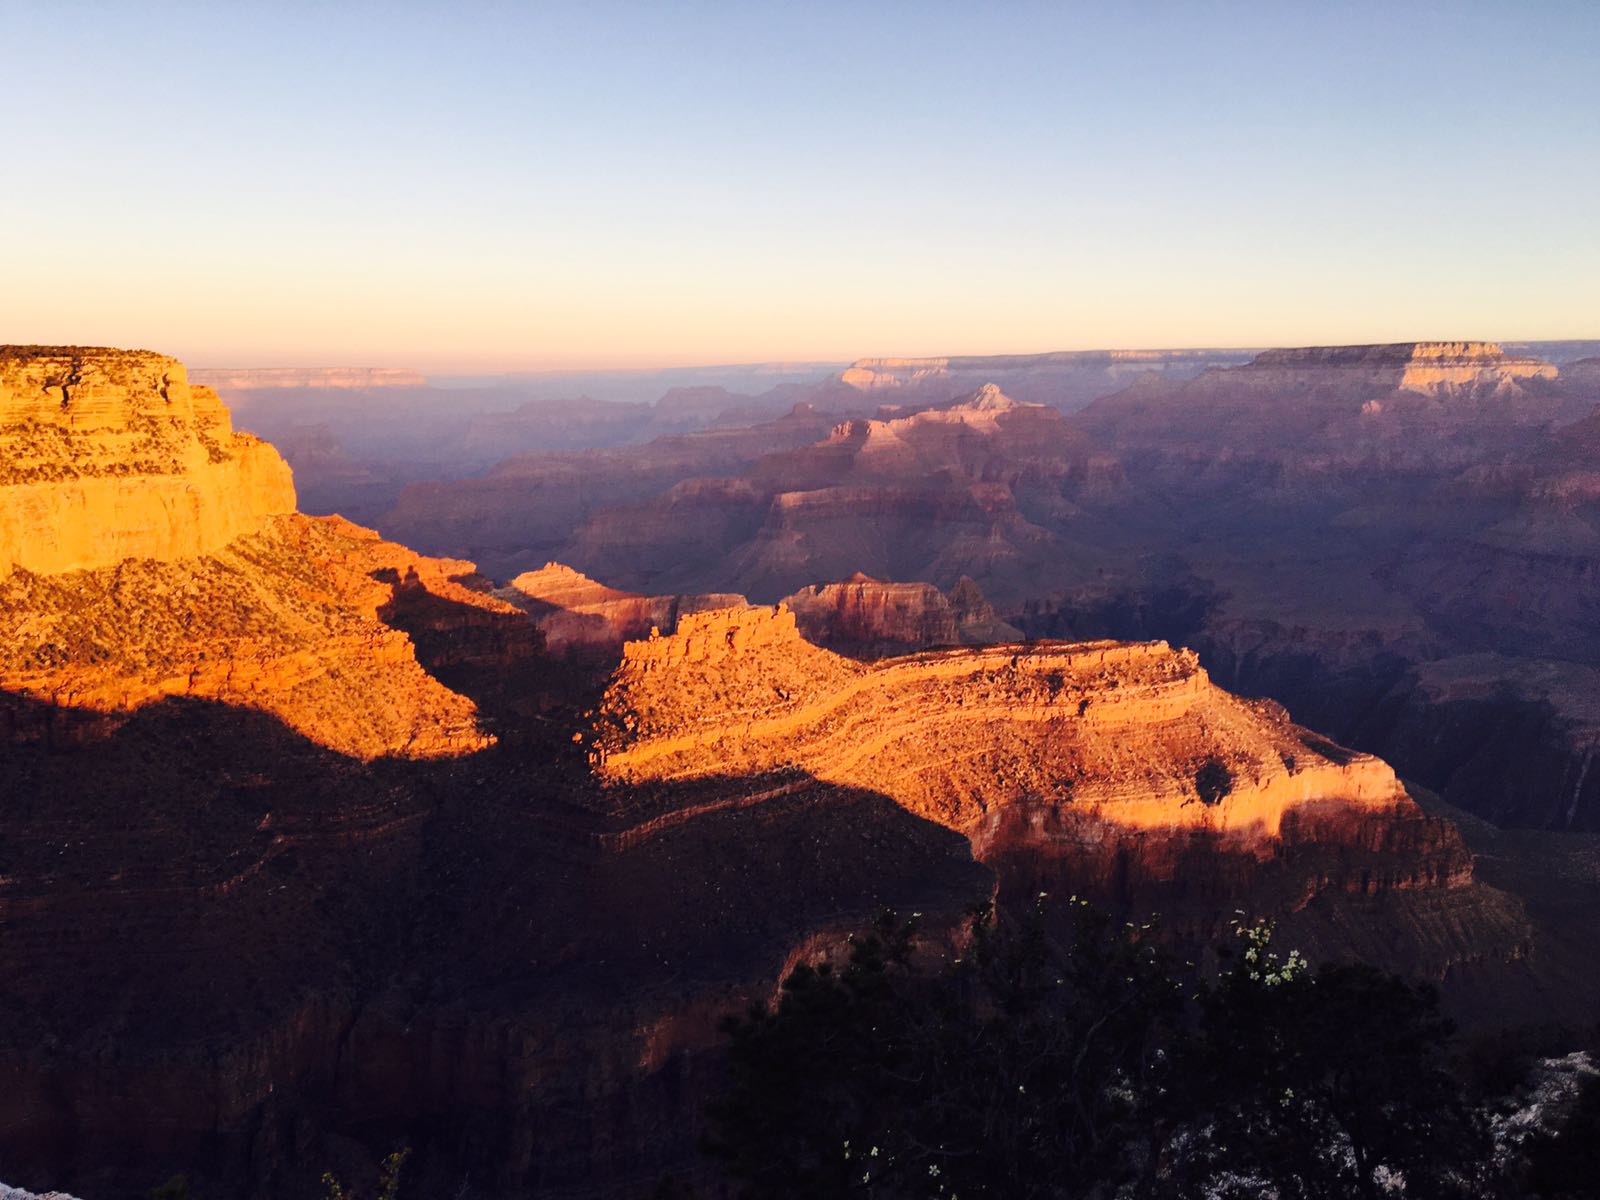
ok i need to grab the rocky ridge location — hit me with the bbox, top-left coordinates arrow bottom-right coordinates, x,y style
592,605 -> 1475,902
0,512 -> 522,760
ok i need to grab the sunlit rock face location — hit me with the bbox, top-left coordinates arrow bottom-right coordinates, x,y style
0,348 -> 298,577
500,561 -> 746,654
591,605 -> 1471,897
0,348 -> 529,760
0,512 -> 523,760
1247,341 -> 1557,394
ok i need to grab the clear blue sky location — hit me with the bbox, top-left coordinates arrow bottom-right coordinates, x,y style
4,0 -> 1597,369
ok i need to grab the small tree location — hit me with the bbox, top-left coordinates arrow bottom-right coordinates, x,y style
1164,921 -> 1494,1200
323,1146 -> 411,1200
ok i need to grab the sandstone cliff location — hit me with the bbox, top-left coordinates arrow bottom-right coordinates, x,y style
500,562 -> 746,654
1248,341 -> 1557,394
591,606 -> 1473,900
0,347 -> 297,577
0,348 -> 535,760
780,572 -> 1019,655
0,513 -> 527,759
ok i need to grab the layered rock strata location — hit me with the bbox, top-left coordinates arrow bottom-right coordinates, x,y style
0,347 -> 297,577
0,348 -> 531,760
780,572 -> 1019,655
591,606 -> 1471,897
0,513 -> 519,759
1246,342 -> 1557,393
500,562 -> 746,654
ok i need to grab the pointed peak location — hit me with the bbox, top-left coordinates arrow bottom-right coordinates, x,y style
964,382 -> 1015,411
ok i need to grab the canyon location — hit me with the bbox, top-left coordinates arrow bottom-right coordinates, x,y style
375,341 -> 1600,837
3,342 -> 1599,1199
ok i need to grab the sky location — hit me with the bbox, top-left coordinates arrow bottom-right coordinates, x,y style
3,0 -> 1598,371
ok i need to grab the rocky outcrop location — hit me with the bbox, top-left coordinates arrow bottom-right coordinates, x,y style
780,572 -> 1019,656
500,562 -> 745,654
591,606 -> 1473,901
0,1183 -> 81,1200
0,513 -> 526,759
0,347 -> 297,577
0,348 -> 536,760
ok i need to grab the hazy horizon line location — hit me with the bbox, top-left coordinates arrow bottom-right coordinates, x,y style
181,335 -> 1599,377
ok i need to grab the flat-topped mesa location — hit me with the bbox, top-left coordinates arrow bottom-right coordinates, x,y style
190,366 -> 427,390
835,351 -> 1260,411
0,347 -> 296,577
1245,341 -> 1557,393
591,606 -> 1464,893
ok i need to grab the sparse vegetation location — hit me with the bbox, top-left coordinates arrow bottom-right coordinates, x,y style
322,1145 -> 410,1200
704,901 -> 1507,1199
1194,756 -> 1233,805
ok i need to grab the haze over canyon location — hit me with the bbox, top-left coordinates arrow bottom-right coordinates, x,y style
0,336 -> 1596,1197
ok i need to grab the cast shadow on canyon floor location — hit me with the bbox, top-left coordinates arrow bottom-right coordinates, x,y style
0,681 -> 995,1200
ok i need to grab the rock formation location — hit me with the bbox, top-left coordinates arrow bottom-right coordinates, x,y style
500,562 -> 745,654
0,513 -> 533,758
594,605 -> 1447,865
1246,341 -> 1557,394
4,342 -> 1595,1200
588,605 -> 1536,982
834,348 -> 1256,410
555,385 -> 1092,604
780,572 -> 1019,655
0,347 -> 296,577
0,347 -> 534,760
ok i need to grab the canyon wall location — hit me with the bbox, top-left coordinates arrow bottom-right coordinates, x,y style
500,562 -> 746,654
0,348 -> 537,761
835,348 -> 1256,409
0,348 -> 297,577
780,572 -> 1019,655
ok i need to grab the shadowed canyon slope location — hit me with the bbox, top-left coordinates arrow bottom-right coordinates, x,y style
1,345 -> 1594,1199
